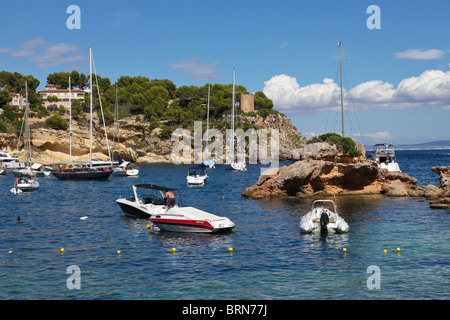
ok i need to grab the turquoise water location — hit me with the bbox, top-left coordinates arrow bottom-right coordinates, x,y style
0,150 -> 449,299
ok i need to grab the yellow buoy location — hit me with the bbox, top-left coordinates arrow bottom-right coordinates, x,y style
146,224 -> 151,230
61,248 -> 65,254
117,250 -> 121,254
229,247 -> 233,253
397,247 -> 401,252
8,250 -> 13,254
383,249 -> 387,254
172,248 -> 176,254
343,248 -> 347,252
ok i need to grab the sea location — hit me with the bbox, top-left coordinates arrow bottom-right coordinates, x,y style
0,149 -> 449,301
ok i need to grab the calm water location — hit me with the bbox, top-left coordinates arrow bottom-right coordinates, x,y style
0,150 -> 449,300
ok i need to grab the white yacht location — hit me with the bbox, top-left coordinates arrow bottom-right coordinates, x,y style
0,150 -> 25,170
186,167 -> 208,186
370,143 -> 401,172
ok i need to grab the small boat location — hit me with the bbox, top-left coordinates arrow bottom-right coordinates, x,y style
0,150 -> 25,170
230,161 -> 247,171
13,163 -> 50,177
201,161 -> 216,168
116,184 -> 235,233
300,200 -> 349,234
10,176 -> 39,193
186,167 -> 208,186
0,163 -> 6,175
113,161 -> 139,176
369,143 -> 401,172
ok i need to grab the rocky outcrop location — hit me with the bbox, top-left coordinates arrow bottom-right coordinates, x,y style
426,166 -> 450,209
241,141 -> 425,199
0,113 -> 304,165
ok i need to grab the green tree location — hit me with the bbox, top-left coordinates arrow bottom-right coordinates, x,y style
46,113 -> 68,130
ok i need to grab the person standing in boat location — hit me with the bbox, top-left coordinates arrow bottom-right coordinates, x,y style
166,191 -> 176,209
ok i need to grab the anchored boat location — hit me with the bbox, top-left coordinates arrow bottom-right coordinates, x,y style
369,143 -> 401,172
300,200 -> 349,234
116,183 -> 235,233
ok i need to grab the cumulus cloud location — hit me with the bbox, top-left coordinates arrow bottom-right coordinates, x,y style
263,74 -> 341,115
394,49 -> 445,60
170,57 -> 219,81
263,70 -> 450,116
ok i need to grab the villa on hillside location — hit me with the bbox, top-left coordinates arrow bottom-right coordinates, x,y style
39,84 -> 86,111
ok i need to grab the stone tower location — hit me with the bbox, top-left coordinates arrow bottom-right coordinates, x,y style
240,94 -> 254,113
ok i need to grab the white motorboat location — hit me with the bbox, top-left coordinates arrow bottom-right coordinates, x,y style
300,200 -> 349,234
0,150 -> 25,170
370,143 -> 401,172
186,167 -> 208,185
10,176 -> 39,193
230,161 -> 247,171
116,184 -> 235,233
113,161 -> 139,176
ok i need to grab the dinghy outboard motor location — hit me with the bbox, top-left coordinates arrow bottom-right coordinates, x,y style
320,210 -> 330,234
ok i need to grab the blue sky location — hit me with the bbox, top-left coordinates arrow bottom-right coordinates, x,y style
1,0 -> 450,145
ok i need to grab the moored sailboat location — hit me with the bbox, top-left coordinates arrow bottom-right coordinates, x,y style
228,68 -> 246,171
52,45 -> 113,180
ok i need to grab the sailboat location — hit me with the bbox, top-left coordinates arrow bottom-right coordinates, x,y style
112,84 -> 139,176
201,78 -> 216,168
52,45 -> 113,180
228,68 -> 246,171
10,80 -> 39,193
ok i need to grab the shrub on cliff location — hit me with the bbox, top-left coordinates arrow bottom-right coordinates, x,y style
45,113 -> 68,130
307,133 -> 361,157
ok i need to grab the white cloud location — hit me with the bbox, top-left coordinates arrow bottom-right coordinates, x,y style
29,43 -> 85,68
0,48 -> 13,53
264,70 -> 450,116
10,37 -> 48,58
394,49 -> 445,60
263,74 -> 341,115
170,57 -> 219,81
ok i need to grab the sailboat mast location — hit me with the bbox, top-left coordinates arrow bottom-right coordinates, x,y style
339,42 -> 345,137
69,76 -> 72,163
116,83 -> 120,160
206,77 -> 211,143
24,79 -> 30,165
231,68 -> 236,152
89,45 -> 93,168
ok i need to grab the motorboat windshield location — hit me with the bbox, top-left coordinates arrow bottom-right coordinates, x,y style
132,184 -> 182,206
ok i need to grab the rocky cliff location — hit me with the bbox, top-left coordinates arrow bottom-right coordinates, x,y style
0,113 -> 305,165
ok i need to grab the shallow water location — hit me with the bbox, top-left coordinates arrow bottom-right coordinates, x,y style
0,150 -> 449,299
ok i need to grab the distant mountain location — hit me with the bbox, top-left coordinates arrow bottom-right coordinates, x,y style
365,140 -> 450,150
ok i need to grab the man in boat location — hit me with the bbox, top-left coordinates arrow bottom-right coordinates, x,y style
166,191 -> 175,209
320,209 -> 330,234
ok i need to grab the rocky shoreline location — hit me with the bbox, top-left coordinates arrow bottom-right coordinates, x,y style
242,141 -> 450,209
